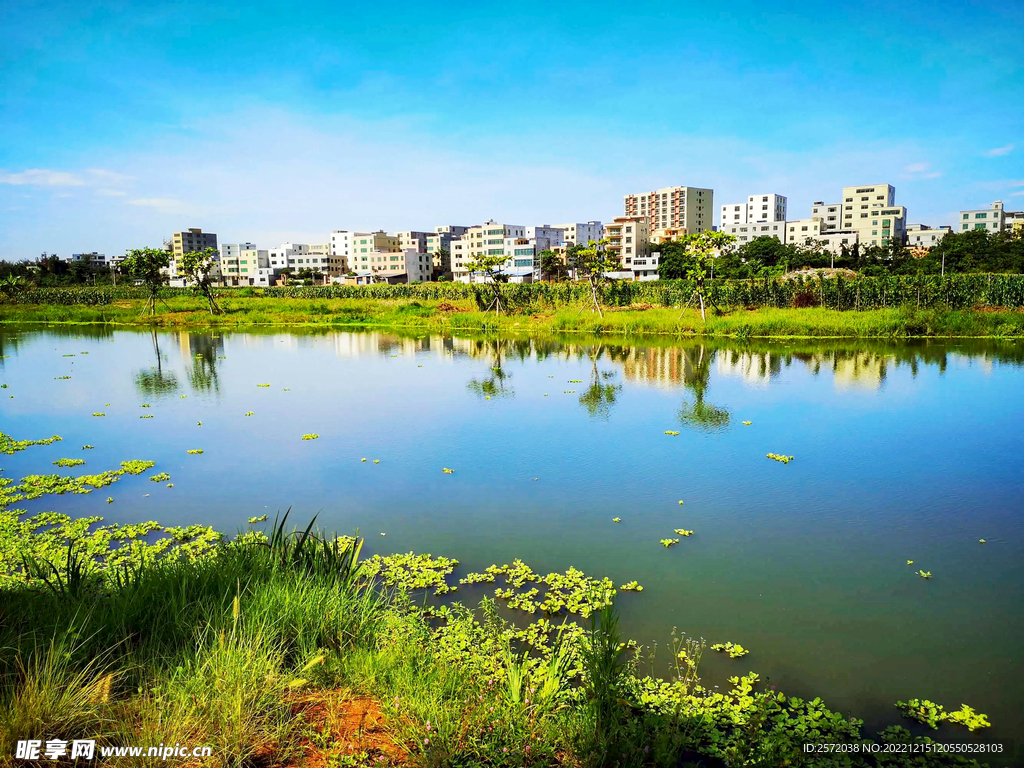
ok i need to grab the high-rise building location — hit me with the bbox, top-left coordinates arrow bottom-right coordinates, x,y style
397,231 -> 431,253
840,184 -> 906,246
426,225 -> 469,279
624,185 -> 713,234
347,231 -> 401,273
168,228 -> 218,279
220,243 -> 258,286
811,202 -> 843,232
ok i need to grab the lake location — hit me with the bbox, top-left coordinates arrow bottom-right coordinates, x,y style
2,325 -> 1022,750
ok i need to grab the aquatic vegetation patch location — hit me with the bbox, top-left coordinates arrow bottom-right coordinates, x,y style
54,375 -> 71,380
244,411 -> 254,416
248,514 -> 268,523
140,414 -> 153,419
140,403 -> 151,408
441,467 -> 454,474
92,413 -> 105,417
766,453 -> 794,464
459,560 -> 616,618
362,552 -> 459,595
0,460 -> 155,508
895,699 -> 990,731
186,449 -> 204,455
619,581 -> 643,591
301,434 -> 319,440
1,432 -> 63,456
81,445 -> 94,450
711,641 -> 749,658
612,517 -> 621,523
917,570 -> 932,579
674,529 -> 694,537
664,430 -> 680,436
149,473 -> 171,483
52,458 -> 86,468
742,421 -> 752,425
257,383 -> 270,387
660,538 -> 679,547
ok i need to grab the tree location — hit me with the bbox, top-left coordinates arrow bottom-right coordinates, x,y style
539,250 -> 566,281
178,247 -> 223,315
465,253 -> 510,313
677,231 -> 736,321
575,239 -> 618,317
121,248 -> 170,315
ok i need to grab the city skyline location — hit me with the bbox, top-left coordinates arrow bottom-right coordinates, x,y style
1,0 -> 1022,260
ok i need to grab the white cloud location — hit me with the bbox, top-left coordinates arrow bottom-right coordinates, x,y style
127,197 -> 198,215
903,162 -> 941,179
905,162 -> 929,173
96,189 -> 127,197
983,144 -> 1014,157
0,169 -> 86,186
1011,190 -> 1024,196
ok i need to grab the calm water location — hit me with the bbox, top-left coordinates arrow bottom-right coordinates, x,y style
2,326 -> 1022,750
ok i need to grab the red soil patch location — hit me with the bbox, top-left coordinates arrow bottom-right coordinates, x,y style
285,693 -> 407,767
436,302 -> 466,313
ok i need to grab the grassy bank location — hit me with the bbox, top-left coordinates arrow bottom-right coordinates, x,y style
0,441 -> 995,767
2,294 -> 1024,338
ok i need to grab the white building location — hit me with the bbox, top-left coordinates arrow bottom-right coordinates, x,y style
70,252 -> 107,266
720,194 -> 786,228
330,230 -> 354,269
784,223 -> 859,255
397,230 -> 431,253
426,225 -> 468,279
840,184 -> 906,246
958,201 -> 1021,233
906,225 -> 952,249
553,221 -> 603,246
359,249 -> 433,283
720,222 -> 787,244
629,251 -> 661,280
811,202 -> 844,232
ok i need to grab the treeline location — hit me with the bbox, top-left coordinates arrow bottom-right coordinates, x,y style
658,228 -> 1024,279
8,274 -> 1024,311
0,254 -> 118,285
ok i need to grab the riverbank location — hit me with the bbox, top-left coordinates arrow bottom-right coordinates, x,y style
3,294 -> 1024,338
0,438 -> 996,766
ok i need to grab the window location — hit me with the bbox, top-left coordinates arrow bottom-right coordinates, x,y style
975,213 -> 987,219
801,226 -> 808,231
872,230 -> 878,236
845,206 -> 852,211
962,213 -> 970,219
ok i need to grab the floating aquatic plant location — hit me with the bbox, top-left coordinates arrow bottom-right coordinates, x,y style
166,483 -> 173,488
906,560 -> 914,565
373,459 -> 380,464
711,642 -> 749,658
917,570 -> 932,579
106,497 -> 113,503
1,432 -> 62,456
180,395 -> 187,398
92,413 -> 105,417
361,552 -> 459,595
674,529 -> 694,537
150,473 -> 171,483
678,500 -> 684,505
52,459 -> 86,468
244,411 -> 254,416
301,434 -> 319,440
664,430 -> 680,436
979,539 -> 986,544
360,458 -> 367,462
563,390 -> 575,394
54,376 -> 71,380
140,415 -> 153,419
619,581 -> 643,591
257,383 -> 270,388
742,421 -> 752,425
197,422 -> 202,427
766,453 -> 794,464
186,449 -> 204,455
442,468 -> 454,474
612,517 -> 621,522
82,445 -> 93,450
568,379 -> 582,383
140,403 -> 151,408
660,538 -> 679,547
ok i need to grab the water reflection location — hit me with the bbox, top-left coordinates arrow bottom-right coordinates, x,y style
134,330 -> 179,397
178,332 -> 224,394
577,345 -> 621,420
466,339 -> 515,400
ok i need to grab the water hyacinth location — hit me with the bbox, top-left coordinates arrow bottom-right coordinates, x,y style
917,570 -> 933,579
52,458 -> 86,468
664,430 -> 680,436
742,421 -> 752,425
301,434 -> 319,440
257,383 -> 270,388
660,538 -> 679,547
711,641 -> 749,658
81,445 -> 94,450
149,473 -> 171,483
1,432 -> 62,456
186,449 -> 204,455
442,468 -> 454,474
674,529 -> 694,537
244,411 -> 254,416
620,580 -> 643,591
140,415 -> 153,419
92,413 -> 106,417
766,453 -> 794,464
612,517 -> 621,522
54,376 -> 71,380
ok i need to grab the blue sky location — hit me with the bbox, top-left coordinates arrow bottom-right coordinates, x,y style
1,0 -> 1022,259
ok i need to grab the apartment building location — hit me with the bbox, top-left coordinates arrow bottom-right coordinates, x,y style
906,225 -> 952,249
330,230 -> 354,270
785,222 -> 859,255
624,185 -> 713,234
362,249 -> 433,283
785,219 -> 825,245
239,248 -> 272,286
426,225 -> 469,278
719,193 -> 786,228
397,231 -> 431,253
604,217 -> 650,268
649,227 -> 689,244
553,221 -> 603,246
840,184 -> 906,246
168,228 -> 218,279
70,252 -> 107,266
720,221 -> 787,244
811,202 -> 844,232
220,243 -> 258,286
958,201 -> 1022,233
347,231 -> 401,273
450,221 -> 525,281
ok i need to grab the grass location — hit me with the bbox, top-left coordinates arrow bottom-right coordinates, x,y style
1,515 -> 993,767
2,293 -> 1024,338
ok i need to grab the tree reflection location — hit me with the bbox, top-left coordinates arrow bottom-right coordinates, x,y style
134,330 -> 178,397
578,345 -> 621,419
183,333 -> 223,394
466,339 -> 514,400
677,345 -> 731,431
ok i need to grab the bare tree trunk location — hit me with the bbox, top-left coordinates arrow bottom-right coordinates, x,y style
589,276 -> 603,317
699,291 -> 706,322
